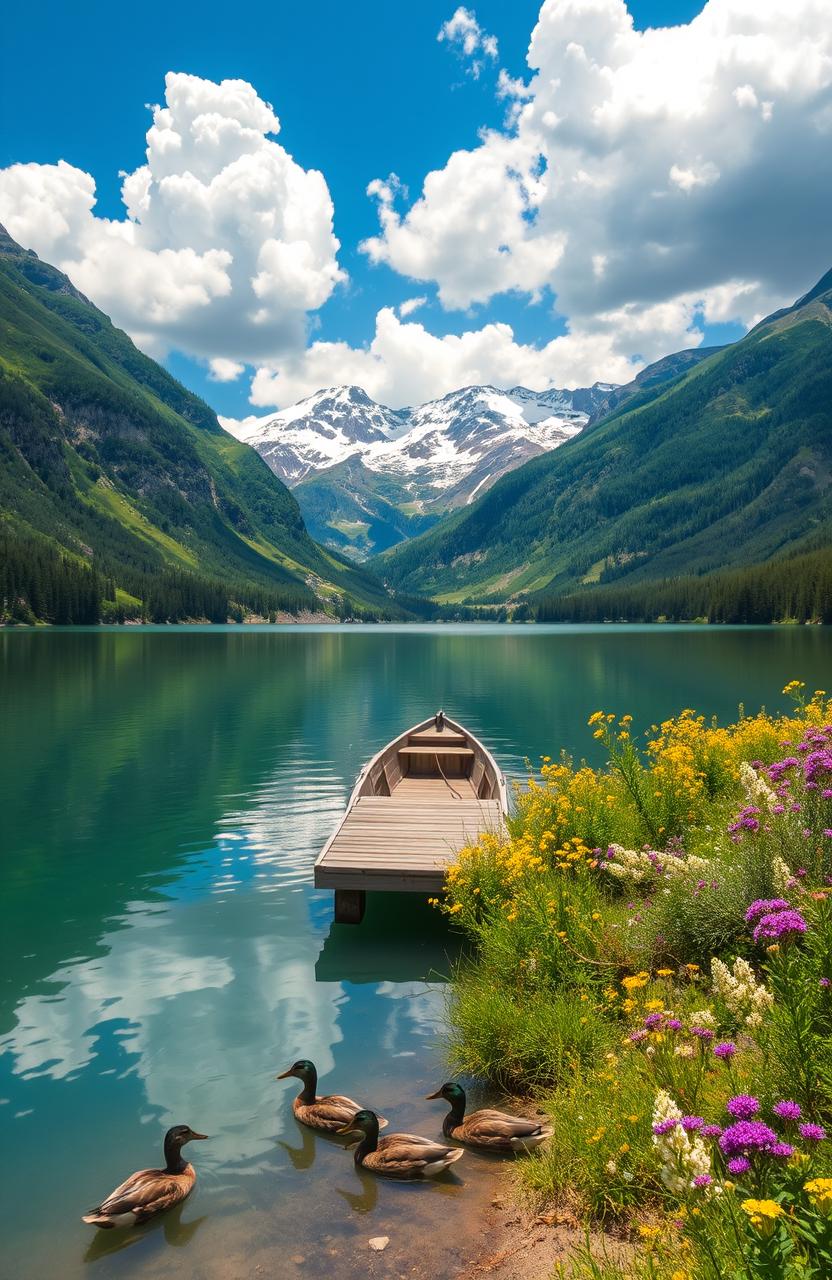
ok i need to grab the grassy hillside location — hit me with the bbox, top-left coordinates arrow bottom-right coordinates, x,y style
0,225 -> 398,619
376,270 -> 832,603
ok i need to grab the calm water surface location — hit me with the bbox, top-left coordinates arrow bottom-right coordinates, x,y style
1,624 -> 830,1279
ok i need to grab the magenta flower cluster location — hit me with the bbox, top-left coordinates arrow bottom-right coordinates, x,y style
772,1100 -> 802,1121
745,897 -> 808,945
726,1095 -> 760,1120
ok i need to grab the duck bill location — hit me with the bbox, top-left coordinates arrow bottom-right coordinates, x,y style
276,1069 -> 294,1080
425,1090 -> 443,1100
191,1132 -> 209,1141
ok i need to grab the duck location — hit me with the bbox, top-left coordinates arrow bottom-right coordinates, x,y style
426,1082 -> 552,1152
276,1059 -> 388,1134
337,1109 -> 465,1179
82,1125 -> 208,1228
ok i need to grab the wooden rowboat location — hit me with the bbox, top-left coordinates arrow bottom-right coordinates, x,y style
314,711 -> 508,923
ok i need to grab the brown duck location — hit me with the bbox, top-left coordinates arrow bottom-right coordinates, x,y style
337,1109 -> 465,1179
277,1059 -> 388,1133
82,1125 -> 208,1228
426,1083 -> 552,1152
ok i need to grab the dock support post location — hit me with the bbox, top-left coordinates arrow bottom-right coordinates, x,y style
334,889 -> 366,924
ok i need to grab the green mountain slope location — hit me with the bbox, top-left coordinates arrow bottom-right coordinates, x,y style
376,270 -> 832,602
0,225 -> 396,618
294,455 -> 439,558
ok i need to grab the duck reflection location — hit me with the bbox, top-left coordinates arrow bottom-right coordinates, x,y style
82,1199 -> 207,1263
335,1164 -> 378,1214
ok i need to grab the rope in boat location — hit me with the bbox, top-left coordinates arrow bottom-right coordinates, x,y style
434,750 -> 463,800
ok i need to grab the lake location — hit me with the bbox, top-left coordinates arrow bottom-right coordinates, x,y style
1,624 -> 830,1279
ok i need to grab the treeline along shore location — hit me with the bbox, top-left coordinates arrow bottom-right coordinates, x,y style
3,529 -> 830,627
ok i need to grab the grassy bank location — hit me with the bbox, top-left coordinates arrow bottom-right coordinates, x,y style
435,683 -> 832,1279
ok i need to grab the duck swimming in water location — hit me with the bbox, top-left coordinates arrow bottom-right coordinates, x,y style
426,1082 -> 552,1152
82,1125 -> 208,1228
337,1109 -> 464,1179
276,1059 -> 388,1133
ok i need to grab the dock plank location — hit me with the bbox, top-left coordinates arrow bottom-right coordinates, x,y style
314,792 -> 504,891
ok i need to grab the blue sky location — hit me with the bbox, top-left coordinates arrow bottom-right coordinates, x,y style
2,1 -> 827,414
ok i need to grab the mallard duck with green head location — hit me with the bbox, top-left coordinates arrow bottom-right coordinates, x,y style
277,1058 -> 388,1133
82,1125 -> 208,1228
426,1082 -> 552,1152
337,1109 -> 465,1179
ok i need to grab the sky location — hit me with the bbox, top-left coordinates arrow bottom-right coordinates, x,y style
1,0 -> 830,416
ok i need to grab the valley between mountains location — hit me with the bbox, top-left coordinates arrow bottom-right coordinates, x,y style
2,217 -> 830,626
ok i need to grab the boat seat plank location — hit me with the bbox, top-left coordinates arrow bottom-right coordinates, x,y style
407,730 -> 467,746
398,745 -> 475,757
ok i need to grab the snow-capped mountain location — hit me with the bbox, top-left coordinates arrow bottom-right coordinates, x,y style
220,381 -> 616,559
222,385 -> 408,483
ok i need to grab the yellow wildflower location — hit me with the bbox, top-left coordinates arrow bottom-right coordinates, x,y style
805,1178 -> 832,1211
741,1199 -> 784,1236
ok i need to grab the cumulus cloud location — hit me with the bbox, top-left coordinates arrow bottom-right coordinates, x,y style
365,0 -> 832,347
0,72 -> 344,363
245,299 -> 712,409
438,7 -> 499,78
209,357 -> 246,382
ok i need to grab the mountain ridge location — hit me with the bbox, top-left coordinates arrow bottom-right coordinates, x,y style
374,269 -> 832,603
224,380 -> 614,558
0,226 -> 398,619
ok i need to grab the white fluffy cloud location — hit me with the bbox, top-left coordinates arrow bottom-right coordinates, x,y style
0,72 -> 344,362
438,7 -> 499,79
366,0 -> 832,341
247,299 -> 711,409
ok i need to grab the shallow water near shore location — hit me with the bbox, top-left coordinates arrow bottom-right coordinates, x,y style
1,623 -> 830,1279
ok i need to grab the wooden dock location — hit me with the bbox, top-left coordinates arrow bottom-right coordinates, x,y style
314,714 -> 507,922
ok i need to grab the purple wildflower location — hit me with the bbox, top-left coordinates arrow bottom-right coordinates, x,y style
770,1143 -> 794,1158
681,1116 -> 705,1133
745,899 -> 790,924
772,1100 -> 802,1121
713,1041 -> 737,1059
727,1156 -> 751,1175
643,1012 -> 664,1029
719,1120 -> 778,1157
691,1026 -> 715,1041
693,1173 -> 713,1188
665,1018 -> 682,1031
629,1029 -> 648,1043
701,1124 -> 723,1138
653,1118 -> 677,1136
821,978 -> 831,989
799,1123 -> 826,1142
752,909 -> 808,945
726,1095 -> 760,1120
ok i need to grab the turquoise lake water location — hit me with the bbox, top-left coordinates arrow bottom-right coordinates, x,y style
1,624 -> 830,1279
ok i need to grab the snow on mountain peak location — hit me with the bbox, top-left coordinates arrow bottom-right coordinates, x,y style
220,379 -> 617,550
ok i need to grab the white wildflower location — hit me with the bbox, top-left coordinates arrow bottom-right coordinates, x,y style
772,856 -> 793,894
651,1089 -> 711,1193
739,761 -> 778,810
710,956 -> 773,1029
674,1044 -> 695,1058
688,1009 -> 717,1028
603,844 -> 711,886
